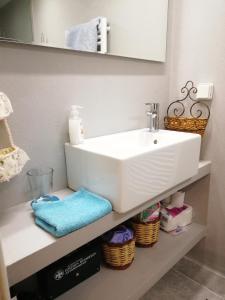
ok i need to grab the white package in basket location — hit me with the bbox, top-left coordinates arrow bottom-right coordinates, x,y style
160,204 -> 193,232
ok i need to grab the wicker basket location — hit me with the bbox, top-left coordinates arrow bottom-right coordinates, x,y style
164,116 -> 208,136
132,218 -> 160,248
102,238 -> 135,270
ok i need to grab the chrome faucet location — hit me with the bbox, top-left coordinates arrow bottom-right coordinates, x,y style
145,102 -> 159,132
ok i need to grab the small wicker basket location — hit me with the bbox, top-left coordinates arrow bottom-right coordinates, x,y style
164,116 -> 208,136
102,238 -> 135,270
132,218 -> 160,248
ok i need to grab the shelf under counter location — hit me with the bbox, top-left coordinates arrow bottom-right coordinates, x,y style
57,223 -> 206,300
0,160 -> 211,287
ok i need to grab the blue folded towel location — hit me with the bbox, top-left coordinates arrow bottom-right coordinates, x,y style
31,188 -> 112,237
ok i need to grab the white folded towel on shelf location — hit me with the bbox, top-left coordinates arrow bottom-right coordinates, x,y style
65,17 -> 100,52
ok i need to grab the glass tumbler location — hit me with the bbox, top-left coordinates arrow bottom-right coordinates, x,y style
27,167 -> 54,200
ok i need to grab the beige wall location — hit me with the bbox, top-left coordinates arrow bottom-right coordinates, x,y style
0,43 -> 169,210
168,0 -> 225,274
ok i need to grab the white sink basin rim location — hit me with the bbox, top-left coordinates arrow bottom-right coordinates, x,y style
65,129 -> 201,213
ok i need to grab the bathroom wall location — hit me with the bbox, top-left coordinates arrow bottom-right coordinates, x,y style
0,43 -> 169,210
168,0 -> 225,274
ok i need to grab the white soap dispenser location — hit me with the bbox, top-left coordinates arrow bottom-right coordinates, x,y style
69,105 -> 84,145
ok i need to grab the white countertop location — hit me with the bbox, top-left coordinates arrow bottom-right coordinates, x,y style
0,160 -> 211,286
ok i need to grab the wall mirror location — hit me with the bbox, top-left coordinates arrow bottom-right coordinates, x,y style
0,0 -> 168,62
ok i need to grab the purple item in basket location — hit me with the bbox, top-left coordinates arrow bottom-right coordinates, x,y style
103,225 -> 134,244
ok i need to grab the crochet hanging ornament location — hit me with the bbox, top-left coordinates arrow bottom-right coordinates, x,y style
0,92 -> 29,183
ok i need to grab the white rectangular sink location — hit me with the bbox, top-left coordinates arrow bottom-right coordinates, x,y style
65,129 -> 201,213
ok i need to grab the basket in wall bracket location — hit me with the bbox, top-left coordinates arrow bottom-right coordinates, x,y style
131,218 -> 160,248
164,81 -> 210,136
102,238 -> 135,270
0,93 -> 29,183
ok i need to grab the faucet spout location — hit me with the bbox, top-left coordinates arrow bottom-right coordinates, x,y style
145,102 -> 159,132
147,112 -> 157,132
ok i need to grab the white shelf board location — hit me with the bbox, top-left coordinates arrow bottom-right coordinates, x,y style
0,161 -> 211,286
57,223 -> 207,300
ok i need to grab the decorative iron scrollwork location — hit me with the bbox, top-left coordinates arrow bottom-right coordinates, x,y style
167,81 -> 210,119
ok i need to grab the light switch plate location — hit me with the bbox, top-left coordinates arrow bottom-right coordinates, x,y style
196,83 -> 214,100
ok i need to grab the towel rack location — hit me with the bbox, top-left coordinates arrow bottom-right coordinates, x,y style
97,17 -> 110,54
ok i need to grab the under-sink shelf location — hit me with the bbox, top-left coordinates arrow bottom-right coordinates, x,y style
57,223 -> 206,300
0,161 -> 211,287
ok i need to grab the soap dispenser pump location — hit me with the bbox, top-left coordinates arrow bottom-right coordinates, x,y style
69,105 -> 84,145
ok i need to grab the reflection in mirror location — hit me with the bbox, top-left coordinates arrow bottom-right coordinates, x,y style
0,0 -> 168,61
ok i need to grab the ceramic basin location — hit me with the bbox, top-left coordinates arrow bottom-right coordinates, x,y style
65,129 -> 201,213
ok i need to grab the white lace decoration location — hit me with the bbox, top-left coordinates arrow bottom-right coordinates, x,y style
0,92 -> 29,183
0,147 -> 29,183
0,92 -> 13,120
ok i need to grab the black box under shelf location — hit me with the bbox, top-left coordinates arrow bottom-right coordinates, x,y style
38,240 -> 101,299
11,240 -> 101,300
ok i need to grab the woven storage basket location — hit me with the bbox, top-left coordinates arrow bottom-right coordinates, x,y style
102,238 -> 135,270
132,218 -> 160,248
164,116 -> 208,136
